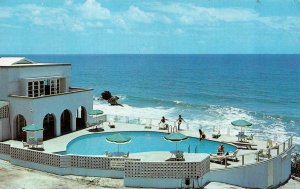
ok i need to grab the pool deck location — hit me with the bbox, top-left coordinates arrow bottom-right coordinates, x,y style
3,121 -> 270,170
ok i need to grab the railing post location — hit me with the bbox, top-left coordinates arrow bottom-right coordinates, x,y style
242,155 -> 244,165
256,152 -> 259,162
225,157 -> 227,168
188,145 -> 190,153
277,147 -> 279,155
283,142 -> 285,151
137,118 -> 140,125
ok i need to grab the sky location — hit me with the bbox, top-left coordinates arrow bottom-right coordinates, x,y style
0,0 -> 300,54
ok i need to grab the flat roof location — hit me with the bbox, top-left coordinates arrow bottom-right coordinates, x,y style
0,57 -> 70,67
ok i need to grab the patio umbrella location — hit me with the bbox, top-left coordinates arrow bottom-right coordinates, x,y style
231,119 -> 252,132
88,109 -> 104,124
164,132 -> 188,152
106,133 -> 131,154
22,124 -> 44,131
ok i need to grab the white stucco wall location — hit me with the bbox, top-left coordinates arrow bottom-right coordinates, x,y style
201,147 -> 293,189
8,65 -> 71,96
8,89 -> 93,139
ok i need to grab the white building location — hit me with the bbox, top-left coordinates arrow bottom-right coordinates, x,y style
0,57 -> 93,141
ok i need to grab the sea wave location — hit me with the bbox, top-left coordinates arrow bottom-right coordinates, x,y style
93,100 -> 299,145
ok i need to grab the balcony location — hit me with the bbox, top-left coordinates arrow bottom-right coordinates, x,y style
9,87 -> 93,99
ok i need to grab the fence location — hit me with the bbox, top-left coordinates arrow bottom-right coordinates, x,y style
211,136 -> 294,169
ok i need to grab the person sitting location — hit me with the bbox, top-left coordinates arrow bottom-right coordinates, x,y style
199,129 -> 206,140
217,144 -> 224,155
176,115 -> 185,130
159,116 -> 169,129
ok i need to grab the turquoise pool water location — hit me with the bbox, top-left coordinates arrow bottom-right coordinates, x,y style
66,131 -> 237,155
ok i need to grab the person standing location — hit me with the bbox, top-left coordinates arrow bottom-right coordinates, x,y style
176,115 -> 185,130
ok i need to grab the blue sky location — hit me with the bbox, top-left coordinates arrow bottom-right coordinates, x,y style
0,0 -> 300,54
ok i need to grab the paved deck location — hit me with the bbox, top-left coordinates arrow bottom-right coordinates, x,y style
3,121 -> 271,169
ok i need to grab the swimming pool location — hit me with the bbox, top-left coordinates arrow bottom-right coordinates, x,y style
66,131 -> 237,155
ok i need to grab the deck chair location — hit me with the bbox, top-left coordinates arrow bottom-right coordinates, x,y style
210,154 -> 229,165
123,152 -> 129,158
36,138 -> 44,148
108,122 -> 115,128
212,130 -> 221,139
266,139 -> 273,148
28,137 -> 37,148
246,134 -> 254,142
226,150 -> 239,162
105,151 -> 112,157
258,149 -> 272,159
175,152 -> 185,161
22,141 -> 29,148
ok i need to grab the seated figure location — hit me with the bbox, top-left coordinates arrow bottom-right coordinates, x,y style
217,144 -> 224,155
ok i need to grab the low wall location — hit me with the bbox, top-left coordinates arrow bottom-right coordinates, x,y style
201,145 -> 294,189
124,157 -> 210,188
0,142 -> 295,188
0,143 -> 140,178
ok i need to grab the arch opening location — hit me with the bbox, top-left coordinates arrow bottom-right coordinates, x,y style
76,106 -> 87,131
43,113 -> 56,140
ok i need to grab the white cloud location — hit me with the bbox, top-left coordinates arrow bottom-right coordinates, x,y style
65,0 -> 73,6
259,16 -> 300,30
79,0 -> 110,20
0,8 -> 12,18
17,4 -> 69,26
153,3 -> 259,24
126,6 -> 154,23
175,28 -> 184,34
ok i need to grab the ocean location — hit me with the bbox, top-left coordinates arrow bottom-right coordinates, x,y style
13,54 -> 300,146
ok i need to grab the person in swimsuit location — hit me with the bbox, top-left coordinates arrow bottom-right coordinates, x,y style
159,116 -> 168,129
217,144 -> 224,155
176,115 -> 185,130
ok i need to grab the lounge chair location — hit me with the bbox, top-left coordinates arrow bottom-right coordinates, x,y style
105,151 -> 112,157
212,130 -> 221,139
226,150 -> 239,162
22,141 -> 29,148
210,154 -> 229,165
175,152 -> 185,161
257,149 -> 272,160
246,134 -> 254,142
123,152 -> 129,158
231,141 -> 258,150
28,137 -> 37,148
108,122 -> 115,128
266,139 -> 278,149
36,138 -> 44,148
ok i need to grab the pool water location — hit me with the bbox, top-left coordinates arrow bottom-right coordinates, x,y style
66,131 -> 237,155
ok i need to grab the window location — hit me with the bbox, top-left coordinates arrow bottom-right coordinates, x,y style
0,105 -> 9,119
27,78 -> 62,97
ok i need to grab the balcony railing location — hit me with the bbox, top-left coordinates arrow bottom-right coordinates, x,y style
9,87 -> 93,99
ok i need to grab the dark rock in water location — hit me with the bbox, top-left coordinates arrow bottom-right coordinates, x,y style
292,152 -> 300,177
101,91 -> 123,107
101,91 -> 112,100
